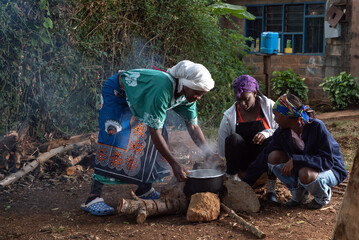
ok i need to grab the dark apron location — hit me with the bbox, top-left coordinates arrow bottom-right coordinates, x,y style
235,112 -> 266,169
235,120 -> 265,144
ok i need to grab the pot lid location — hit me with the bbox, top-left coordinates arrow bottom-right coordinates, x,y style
187,169 -> 224,178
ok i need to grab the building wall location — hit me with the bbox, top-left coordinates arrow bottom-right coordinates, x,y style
243,55 -> 326,104
350,0 -> 359,79
224,0 -> 357,105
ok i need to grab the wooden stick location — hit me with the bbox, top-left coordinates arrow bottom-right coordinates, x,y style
72,152 -> 90,165
301,215 -> 316,227
38,133 -> 96,153
21,155 -> 36,162
221,203 -> 266,239
14,151 -> 21,169
0,138 -> 92,187
130,189 -> 141,200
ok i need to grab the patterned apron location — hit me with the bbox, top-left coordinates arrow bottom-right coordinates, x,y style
93,73 -> 170,185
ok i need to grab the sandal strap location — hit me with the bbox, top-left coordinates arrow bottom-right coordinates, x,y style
137,187 -> 155,198
83,197 -> 104,207
147,190 -> 160,199
138,187 -> 160,199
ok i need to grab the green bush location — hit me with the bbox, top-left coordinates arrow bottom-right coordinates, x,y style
0,0 -> 100,138
0,0 -> 252,138
271,68 -> 308,102
320,72 -> 359,110
71,0 -> 252,127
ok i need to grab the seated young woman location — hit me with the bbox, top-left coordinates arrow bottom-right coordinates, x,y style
218,75 -> 279,204
265,93 -> 347,209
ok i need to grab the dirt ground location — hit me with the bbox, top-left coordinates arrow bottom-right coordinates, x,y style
0,113 -> 357,240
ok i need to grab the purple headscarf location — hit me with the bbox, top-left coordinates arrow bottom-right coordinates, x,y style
232,75 -> 259,98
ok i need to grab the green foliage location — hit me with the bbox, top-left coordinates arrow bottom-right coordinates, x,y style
271,69 -> 308,102
0,0 -> 99,138
0,0 -> 252,137
209,3 -> 256,20
69,0 -> 252,126
319,72 -> 359,110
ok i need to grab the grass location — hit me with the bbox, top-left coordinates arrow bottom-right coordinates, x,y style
323,118 -> 359,170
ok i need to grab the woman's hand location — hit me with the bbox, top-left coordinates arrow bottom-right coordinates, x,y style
148,127 -> 187,182
169,161 -> 188,182
281,158 -> 293,176
253,133 -> 265,145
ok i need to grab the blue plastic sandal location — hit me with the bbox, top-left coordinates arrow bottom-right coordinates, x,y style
138,187 -> 160,200
81,197 -> 115,216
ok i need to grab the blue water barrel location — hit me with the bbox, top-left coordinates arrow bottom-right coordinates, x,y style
260,32 -> 279,54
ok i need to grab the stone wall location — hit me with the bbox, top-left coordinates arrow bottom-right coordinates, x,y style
243,54 -> 326,105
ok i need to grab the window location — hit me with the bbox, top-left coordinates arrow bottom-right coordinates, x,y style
246,2 -> 326,54
265,6 -> 282,32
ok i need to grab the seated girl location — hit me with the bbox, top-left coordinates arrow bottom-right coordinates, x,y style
266,93 -> 348,209
218,75 -> 279,204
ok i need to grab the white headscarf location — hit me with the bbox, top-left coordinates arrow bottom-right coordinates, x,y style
167,60 -> 215,93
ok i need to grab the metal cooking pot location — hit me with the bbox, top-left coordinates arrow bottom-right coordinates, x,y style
184,169 -> 224,198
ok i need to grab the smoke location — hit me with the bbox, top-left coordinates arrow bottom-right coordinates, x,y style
122,36 -> 164,70
165,111 -> 224,171
199,139 -> 224,171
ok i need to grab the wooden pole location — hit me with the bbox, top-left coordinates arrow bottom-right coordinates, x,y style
263,55 -> 271,98
255,53 -> 272,97
332,145 -> 359,240
221,203 -> 266,239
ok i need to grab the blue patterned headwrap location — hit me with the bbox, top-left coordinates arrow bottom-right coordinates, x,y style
273,94 -> 314,127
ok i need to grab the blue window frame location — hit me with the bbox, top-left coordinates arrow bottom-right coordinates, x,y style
245,2 -> 326,55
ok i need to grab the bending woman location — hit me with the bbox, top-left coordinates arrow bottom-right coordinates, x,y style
82,60 -> 220,216
218,75 -> 279,204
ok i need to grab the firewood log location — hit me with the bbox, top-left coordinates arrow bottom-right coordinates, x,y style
118,191 -> 188,224
221,203 -> 266,239
65,151 -> 92,175
70,152 -> 90,165
66,165 -> 84,176
38,133 -> 97,153
0,132 -> 18,169
0,122 -> 28,170
66,166 -> 76,176
0,138 -> 92,187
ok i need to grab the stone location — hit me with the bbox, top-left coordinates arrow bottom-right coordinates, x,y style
186,192 -> 220,222
222,179 -> 260,213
